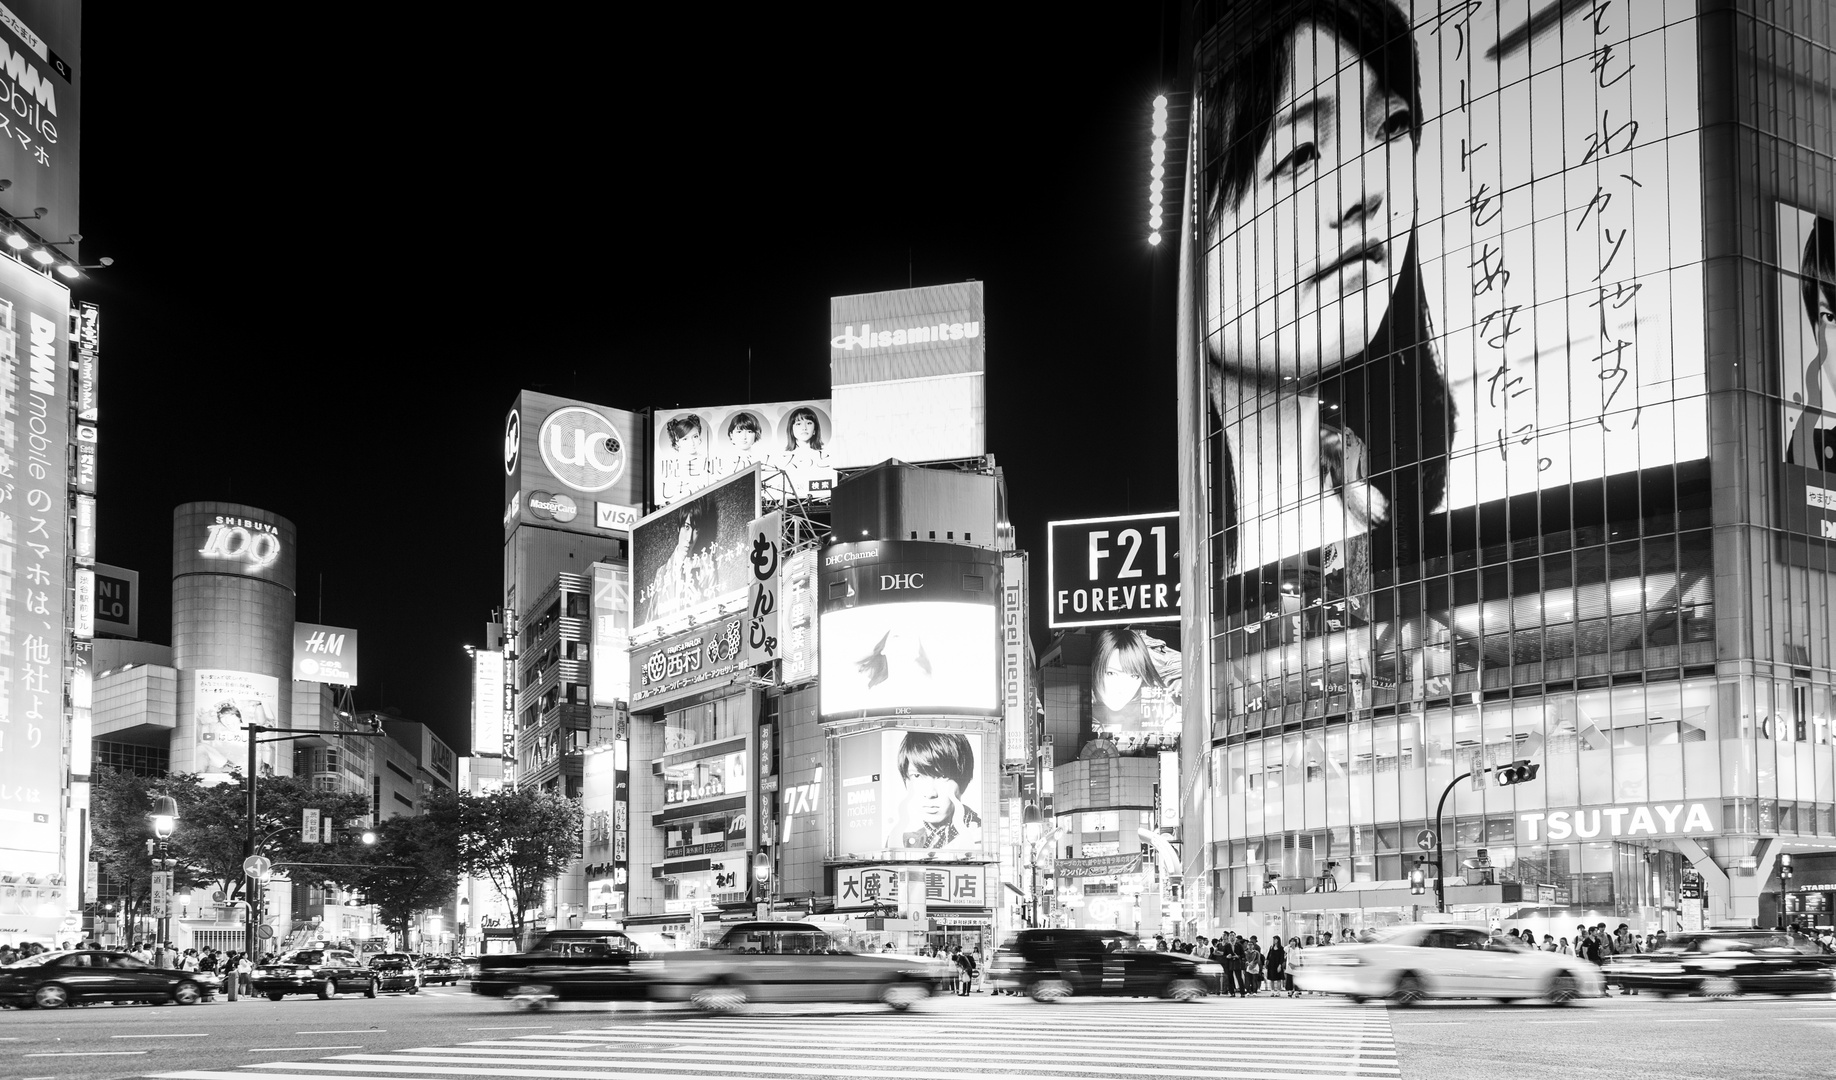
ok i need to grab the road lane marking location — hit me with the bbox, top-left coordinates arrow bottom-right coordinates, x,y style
114,1032 -> 210,1038
1654,1018 -> 1720,1022
465,1026 -> 553,1031
297,1030 -> 384,1035
1522,1019 -> 1598,1023
26,1050 -> 147,1056
250,1046 -> 366,1052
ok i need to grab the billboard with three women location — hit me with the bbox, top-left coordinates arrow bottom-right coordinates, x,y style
653,400 -> 837,507
1189,1 -> 1706,725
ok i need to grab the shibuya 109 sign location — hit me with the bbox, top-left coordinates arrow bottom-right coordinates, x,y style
629,614 -> 747,711
1519,801 -> 1722,843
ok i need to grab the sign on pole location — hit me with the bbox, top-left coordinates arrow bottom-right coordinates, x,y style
149,871 -> 171,918
302,808 -> 321,845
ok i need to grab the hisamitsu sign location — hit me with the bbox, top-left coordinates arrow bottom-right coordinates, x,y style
1519,801 -> 1722,843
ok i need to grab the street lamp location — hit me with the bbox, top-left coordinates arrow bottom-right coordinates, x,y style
147,796 -> 180,947
752,849 -> 774,921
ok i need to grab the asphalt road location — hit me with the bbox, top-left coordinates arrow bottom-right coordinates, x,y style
1,983 -> 1832,1080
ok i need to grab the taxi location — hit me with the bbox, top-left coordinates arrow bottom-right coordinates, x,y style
648,922 -> 953,1012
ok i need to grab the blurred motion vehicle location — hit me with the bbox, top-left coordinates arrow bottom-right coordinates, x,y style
1604,931 -> 1836,997
471,929 -> 657,1002
368,955 -> 421,994
458,955 -> 481,979
0,950 -> 214,1008
251,948 -> 378,1000
367,952 -> 423,987
421,956 -> 464,985
649,922 -> 952,1012
989,928 -> 1210,1002
1294,925 -> 1604,1005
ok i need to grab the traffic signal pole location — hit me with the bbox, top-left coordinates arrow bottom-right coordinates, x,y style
1431,772 -> 1471,915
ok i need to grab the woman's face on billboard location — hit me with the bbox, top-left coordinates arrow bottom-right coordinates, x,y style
1098,661 -> 1144,712
1208,24 -> 1416,384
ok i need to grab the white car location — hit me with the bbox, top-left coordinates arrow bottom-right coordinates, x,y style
1294,925 -> 1605,1005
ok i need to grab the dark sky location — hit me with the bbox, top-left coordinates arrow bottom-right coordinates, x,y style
76,5 -> 1183,753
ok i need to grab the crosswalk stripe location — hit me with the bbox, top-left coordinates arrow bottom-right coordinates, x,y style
147,997 -> 1400,1080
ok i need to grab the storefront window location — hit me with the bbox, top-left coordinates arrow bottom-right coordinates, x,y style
1576,691 -> 1614,804
1681,679 -> 1720,800
1608,685 -> 1650,803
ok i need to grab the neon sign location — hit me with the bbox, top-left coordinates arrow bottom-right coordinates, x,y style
199,518 -> 282,568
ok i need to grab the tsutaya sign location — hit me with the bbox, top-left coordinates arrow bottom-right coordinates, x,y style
1520,802 -> 1722,843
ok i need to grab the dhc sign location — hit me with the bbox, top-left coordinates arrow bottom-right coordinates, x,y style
1520,801 -> 1721,843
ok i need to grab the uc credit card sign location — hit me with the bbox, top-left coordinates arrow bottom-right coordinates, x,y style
1047,512 -> 1180,629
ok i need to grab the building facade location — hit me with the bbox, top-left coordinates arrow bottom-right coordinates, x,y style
1176,0 -> 1836,941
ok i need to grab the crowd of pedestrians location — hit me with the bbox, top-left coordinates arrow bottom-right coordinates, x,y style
1154,929 -> 1360,996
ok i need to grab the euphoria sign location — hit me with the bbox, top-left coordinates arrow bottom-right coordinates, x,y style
630,614 -> 748,710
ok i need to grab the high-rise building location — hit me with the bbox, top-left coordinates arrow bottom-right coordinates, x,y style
1175,0 -> 1836,938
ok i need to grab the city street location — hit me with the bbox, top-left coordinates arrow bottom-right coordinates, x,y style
3,986 -> 1834,1080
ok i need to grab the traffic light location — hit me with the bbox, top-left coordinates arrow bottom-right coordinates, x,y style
1780,852 -> 1794,883
1494,759 -> 1540,786
1409,860 -> 1427,895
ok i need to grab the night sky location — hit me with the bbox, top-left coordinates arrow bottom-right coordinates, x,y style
75,5 -> 1183,753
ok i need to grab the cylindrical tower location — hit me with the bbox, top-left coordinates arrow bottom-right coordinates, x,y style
170,501 -> 298,779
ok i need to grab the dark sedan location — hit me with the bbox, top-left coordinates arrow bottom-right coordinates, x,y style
421,956 -> 464,986
473,930 -> 657,1002
0,950 -> 213,1008
368,957 -> 420,995
991,929 -> 1209,1002
252,948 -> 378,1000
1604,931 -> 1836,997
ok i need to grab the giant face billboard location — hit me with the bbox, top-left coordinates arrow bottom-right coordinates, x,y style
836,728 -> 990,857
191,670 -> 280,782
1193,1 -> 1706,723
503,391 -> 644,541
654,401 -> 838,507
0,4 -> 81,266
630,466 -> 758,637
829,283 -> 986,467
0,256 -> 67,859
1776,204 -> 1836,545
1088,626 -> 1181,756
819,541 -> 1000,720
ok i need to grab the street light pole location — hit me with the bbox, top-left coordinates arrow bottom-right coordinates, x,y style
1430,771 -> 1471,915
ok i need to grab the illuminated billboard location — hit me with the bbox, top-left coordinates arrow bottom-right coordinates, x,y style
1776,203 -> 1836,546
780,549 -> 819,684
630,466 -> 758,637
471,648 -> 505,756
0,255 -> 68,858
829,282 -> 985,467
172,503 -> 297,592
628,613 -> 747,711
589,563 -> 630,706
191,670 -> 280,782
836,728 -> 989,857
1190,1 -> 1707,720
1087,626 -> 1181,756
0,3 -> 81,266
502,391 -> 644,541
819,541 -> 1000,720
655,400 -> 837,506
292,623 -> 358,686
1047,512 -> 1179,629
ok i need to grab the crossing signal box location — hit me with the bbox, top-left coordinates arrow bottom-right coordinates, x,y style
1494,760 -> 1540,786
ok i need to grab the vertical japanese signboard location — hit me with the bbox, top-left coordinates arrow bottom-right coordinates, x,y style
780,549 -> 818,684
0,257 -> 68,859
590,563 -> 630,706
1002,553 -> 1027,765
743,512 -> 782,668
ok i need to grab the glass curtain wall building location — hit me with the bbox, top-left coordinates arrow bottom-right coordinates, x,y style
1176,0 -> 1836,940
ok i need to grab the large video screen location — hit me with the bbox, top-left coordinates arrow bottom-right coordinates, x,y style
1087,625 -> 1181,755
630,466 -> 759,637
1201,0 -> 1703,575
836,728 -> 989,857
1776,203 -> 1836,546
654,400 -> 837,507
818,541 -> 1001,720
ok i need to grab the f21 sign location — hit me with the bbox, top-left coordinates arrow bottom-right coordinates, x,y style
1047,512 -> 1179,629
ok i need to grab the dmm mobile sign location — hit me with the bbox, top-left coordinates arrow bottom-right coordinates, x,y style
292,622 -> 358,686
0,2 -> 81,268
1047,512 -> 1179,629
0,255 -> 69,859
818,540 -> 1001,720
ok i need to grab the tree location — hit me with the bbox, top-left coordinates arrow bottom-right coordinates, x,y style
435,787 -> 581,944
88,767 -> 171,938
351,812 -> 461,936
168,771 -> 371,901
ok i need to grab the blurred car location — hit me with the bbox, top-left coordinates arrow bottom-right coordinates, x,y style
989,929 -> 1210,1002
458,955 -> 481,979
649,922 -> 952,1012
421,956 -> 464,985
1604,931 -> 1836,998
368,955 -> 421,995
473,929 -> 657,1002
0,949 -> 213,1008
252,948 -> 378,1000
367,952 -> 423,987
1294,925 -> 1604,1005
